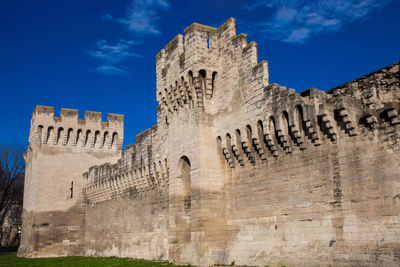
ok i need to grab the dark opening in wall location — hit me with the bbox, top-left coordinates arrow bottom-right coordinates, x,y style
103,131 -> 109,148
76,129 -> 82,145
178,156 -> 191,210
94,130 -> 100,147
84,130 -> 91,147
46,126 -> 54,144
37,125 -> 43,146
56,128 -> 64,145
111,132 -> 118,148
199,69 -> 206,78
188,71 -> 194,86
67,128 -> 73,145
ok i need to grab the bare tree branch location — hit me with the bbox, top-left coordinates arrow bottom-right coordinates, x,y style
0,144 -> 24,248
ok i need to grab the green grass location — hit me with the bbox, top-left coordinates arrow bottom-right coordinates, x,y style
0,255 -> 193,267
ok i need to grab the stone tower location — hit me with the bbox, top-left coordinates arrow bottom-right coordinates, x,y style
155,18 -> 269,264
19,106 -> 123,257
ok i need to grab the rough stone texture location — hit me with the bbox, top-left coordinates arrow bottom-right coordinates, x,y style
19,18 -> 400,266
19,107 -> 123,257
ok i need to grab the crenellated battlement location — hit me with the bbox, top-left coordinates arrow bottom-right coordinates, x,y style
82,125 -> 168,205
28,105 -> 124,151
82,155 -> 168,204
155,18 -> 268,121
216,62 -> 400,168
32,106 -> 124,124
327,62 -> 400,109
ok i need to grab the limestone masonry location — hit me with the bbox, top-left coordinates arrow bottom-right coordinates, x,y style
18,18 -> 400,266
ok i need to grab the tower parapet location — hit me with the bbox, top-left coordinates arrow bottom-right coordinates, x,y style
155,18 -> 268,122
29,106 -> 124,151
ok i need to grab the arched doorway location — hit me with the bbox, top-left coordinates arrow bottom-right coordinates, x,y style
176,156 -> 192,259
178,156 -> 191,211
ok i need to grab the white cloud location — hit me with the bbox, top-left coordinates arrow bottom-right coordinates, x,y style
104,0 -> 170,35
284,27 -> 311,44
89,0 -> 170,75
244,0 -> 392,44
96,64 -> 129,76
89,39 -> 141,75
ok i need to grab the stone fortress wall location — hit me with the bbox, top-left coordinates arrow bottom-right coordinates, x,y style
20,18 -> 400,266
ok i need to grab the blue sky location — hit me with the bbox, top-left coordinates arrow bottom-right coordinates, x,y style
1,0 -> 399,147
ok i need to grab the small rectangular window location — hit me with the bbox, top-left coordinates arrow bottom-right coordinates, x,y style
70,181 -> 73,198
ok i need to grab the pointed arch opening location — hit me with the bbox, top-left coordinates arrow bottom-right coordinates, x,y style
111,132 -> 118,149
199,69 -> 207,92
212,71 -> 217,95
257,120 -> 264,140
37,125 -> 43,146
269,116 -> 277,141
94,130 -> 100,148
178,156 -> 191,210
188,71 -> 194,86
84,130 -> 91,147
176,156 -> 192,249
246,125 -> 252,141
281,111 -> 290,136
216,136 -> 222,148
235,129 -> 241,144
102,131 -> 109,148
56,127 -> 64,145
295,105 -> 307,139
46,126 -> 54,145
267,116 -> 279,157
76,129 -> 82,146
225,133 -> 232,148
66,128 -> 73,145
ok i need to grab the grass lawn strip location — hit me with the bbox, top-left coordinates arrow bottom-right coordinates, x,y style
0,255 -> 193,267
